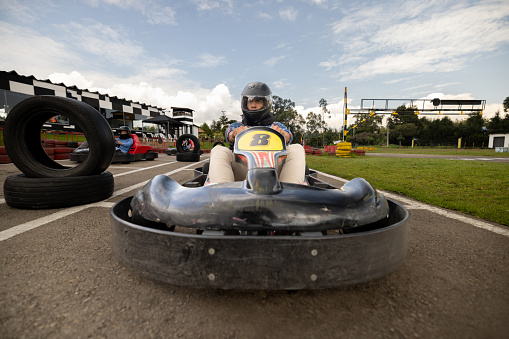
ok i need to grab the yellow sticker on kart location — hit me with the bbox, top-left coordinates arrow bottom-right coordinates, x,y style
237,130 -> 284,151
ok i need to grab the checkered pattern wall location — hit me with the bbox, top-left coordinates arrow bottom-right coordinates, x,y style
0,70 -> 164,117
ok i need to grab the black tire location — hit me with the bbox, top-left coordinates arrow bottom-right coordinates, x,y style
176,152 -> 200,162
213,141 -> 225,148
146,151 -> 157,160
3,172 -> 114,209
176,134 -> 200,153
4,96 -> 115,178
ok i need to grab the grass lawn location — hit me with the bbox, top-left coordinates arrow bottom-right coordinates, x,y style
305,155 -> 509,226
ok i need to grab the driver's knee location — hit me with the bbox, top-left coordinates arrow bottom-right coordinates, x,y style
210,145 -> 233,162
286,144 -> 305,159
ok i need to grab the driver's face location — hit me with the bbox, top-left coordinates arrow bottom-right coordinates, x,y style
248,98 -> 264,111
121,131 -> 127,134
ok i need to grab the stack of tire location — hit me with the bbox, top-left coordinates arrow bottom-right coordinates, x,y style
3,96 -> 116,209
336,142 -> 352,157
175,134 -> 201,162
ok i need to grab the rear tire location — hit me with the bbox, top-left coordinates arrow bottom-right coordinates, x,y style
3,172 -> 114,209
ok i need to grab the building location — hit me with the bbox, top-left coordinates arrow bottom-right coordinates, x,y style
0,70 -> 198,138
488,133 -> 509,150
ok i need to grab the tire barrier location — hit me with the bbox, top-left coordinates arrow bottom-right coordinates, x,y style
176,152 -> 201,162
4,95 -> 115,178
176,134 -> 200,153
4,172 -> 114,209
3,96 -> 116,209
176,134 -> 201,162
336,142 -> 352,157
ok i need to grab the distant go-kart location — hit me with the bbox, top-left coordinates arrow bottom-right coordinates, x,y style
70,133 -> 158,164
110,127 -> 409,290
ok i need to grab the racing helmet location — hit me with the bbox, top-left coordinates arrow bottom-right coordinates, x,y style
241,81 -> 273,125
118,126 -> 131,138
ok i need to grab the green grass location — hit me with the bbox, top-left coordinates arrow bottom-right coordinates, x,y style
0,130 -> 87,146
306,155 -> 509,226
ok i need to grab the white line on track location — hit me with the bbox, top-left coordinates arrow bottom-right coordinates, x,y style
113,161 -> 177,177
0,159 -> 207,242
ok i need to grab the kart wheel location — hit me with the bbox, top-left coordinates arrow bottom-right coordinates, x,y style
4,96 -> 115,178
3,172 -> 114,209
176,152 -> 200,162
146,150 -> 157,161
176,134 -> 200,153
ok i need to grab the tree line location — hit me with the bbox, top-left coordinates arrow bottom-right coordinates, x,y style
200,96 -> 509,147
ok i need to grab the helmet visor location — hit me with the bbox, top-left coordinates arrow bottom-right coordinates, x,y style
241,95 -> 272,114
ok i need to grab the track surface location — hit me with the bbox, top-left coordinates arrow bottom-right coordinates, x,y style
1,155 -> 508,338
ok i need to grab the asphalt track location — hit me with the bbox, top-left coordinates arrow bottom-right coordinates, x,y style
1,155 -> 508,338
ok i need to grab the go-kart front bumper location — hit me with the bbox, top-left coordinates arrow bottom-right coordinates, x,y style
110,196 -> 409,290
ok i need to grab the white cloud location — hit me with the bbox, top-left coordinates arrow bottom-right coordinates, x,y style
0,22 -> 79,78
85,0 -> 177,25
191,0 -> 234,14
323,0 -> 509,81
272,80 -> 287,89
49,71 -> 95,89
257,11 -> 272,19
195,53 -> 226,68
58,21 -> 145,66
264,56 -> 286,67
279,6 -> 297,21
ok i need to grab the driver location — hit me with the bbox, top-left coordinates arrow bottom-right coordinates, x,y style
207,81 -> 305,184
115,126 -> 134,153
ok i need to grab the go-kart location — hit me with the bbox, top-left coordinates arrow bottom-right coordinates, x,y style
110,127 -> 409,290
70,134 -> 158,164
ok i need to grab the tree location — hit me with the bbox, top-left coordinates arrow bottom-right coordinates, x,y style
211,112 -> 236,138
503,96 -> 509,113
272,95 -> 305,143
200,122 -> 213,138
455,112 -> 488,147
387,105 -> 423,146
319,98 -> 330,120
419,116 -> 455,146
306,111 -> 326,134
392,123 -> 418,147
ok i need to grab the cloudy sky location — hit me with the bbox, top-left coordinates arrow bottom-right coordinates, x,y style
1,0 -> 508,128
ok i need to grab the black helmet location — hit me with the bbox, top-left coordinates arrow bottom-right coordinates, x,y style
241,81 -> 273,125
118,126 -> 131,134
118,126 -> 131,138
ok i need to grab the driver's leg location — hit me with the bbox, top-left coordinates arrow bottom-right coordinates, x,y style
208,146 -> 247,183
279,144 -> 306,184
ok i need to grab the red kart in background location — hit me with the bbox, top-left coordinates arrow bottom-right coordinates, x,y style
70,133 -> 158,164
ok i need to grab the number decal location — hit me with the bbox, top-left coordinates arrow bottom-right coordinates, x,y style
250,134 -> 270,146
